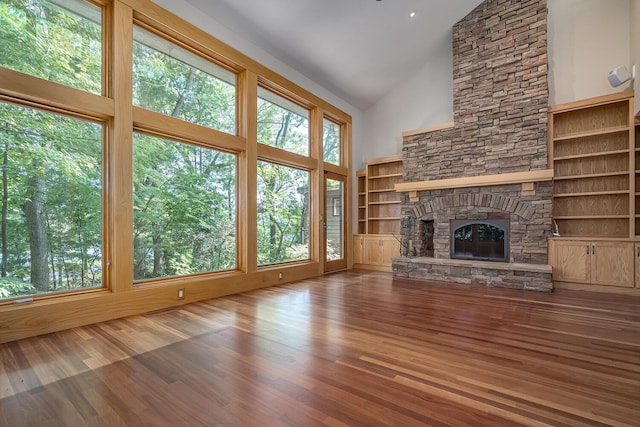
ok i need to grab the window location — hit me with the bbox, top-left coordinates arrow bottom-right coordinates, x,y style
323,118 -> 341,165
0,102 -> 103,300
0,0 -> 102,94
258,87 -> 309,156
133,27 -> 236,134
133,133 -> 236,281
257,161 -> 309,265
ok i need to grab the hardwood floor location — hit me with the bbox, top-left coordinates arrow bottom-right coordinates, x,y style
1,270 -> 639,426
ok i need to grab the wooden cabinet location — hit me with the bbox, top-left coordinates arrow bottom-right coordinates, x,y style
549,91 -> 635,239
353,235 -> 400,271
549,240 -> 634,287
549,240 -> 590,283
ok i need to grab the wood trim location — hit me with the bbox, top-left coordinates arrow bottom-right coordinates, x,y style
548,90 -> 634,113
323,162 -> 348,176
109,0 -> 134,293
0,263 -> 319,344
401,121 -> 455,138
133,107 -> 246,153
352,263 -> 392,272
395,169 -> 554,193
310,107 -> 323,269
257,144 -> 317,170
365,153 -> 403,165
237,70 -> 258,274
0,68 -> 114,119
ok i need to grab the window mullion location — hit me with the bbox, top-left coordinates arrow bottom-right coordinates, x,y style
108,0 -> 134,292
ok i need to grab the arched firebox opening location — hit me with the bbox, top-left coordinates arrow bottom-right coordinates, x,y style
450,219 -> 509,262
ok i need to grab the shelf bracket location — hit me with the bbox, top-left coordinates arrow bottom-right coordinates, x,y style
521,182 -> 535,196
409,191 -> 419,202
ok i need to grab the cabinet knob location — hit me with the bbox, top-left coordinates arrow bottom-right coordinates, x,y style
586,244 -> 589,254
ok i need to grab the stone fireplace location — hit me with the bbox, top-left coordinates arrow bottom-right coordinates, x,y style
392,0 -> 553,291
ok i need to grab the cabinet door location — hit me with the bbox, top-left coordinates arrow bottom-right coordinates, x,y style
363,237 -> 383,265
353,235 -> 364,265
591,242 -> 634,287
551,240 -> 590,284
380,237 -> 401,266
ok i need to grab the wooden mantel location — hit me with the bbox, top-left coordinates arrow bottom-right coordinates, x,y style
395,169 -> 554,202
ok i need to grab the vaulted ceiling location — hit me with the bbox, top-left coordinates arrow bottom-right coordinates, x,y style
182,0 -> 484,110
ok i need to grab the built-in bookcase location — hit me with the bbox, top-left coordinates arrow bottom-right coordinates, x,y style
635,122 -> 640,237
365,155 -> 403,235
549,91 -> 635,238
356,170 -> 366,234
353,154 -> 403,271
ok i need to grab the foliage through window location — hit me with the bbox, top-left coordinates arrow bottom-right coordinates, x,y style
323,118 -> 341,165
258,87 -> 309,156
0,0 -> 102,94
257,161 -> 309,265
0,102 -> 103,300
133,133 -> 236,280
133,27 -> 236,134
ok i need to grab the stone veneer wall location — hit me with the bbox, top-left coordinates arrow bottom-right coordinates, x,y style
403,0 -> 549,182
395,0 -> 551,289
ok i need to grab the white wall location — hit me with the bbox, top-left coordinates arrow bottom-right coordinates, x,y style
358,33 -> 454,166
548,0 -> 631,106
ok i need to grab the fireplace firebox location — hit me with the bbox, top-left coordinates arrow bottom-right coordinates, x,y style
450,219 -> 509,262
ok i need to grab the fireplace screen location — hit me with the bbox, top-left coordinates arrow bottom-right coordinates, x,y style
450,219 -> 509,262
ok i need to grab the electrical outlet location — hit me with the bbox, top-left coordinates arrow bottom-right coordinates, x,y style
177,288 -> 185,300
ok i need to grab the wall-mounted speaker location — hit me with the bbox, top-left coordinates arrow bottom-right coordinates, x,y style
608,65 -> 632,88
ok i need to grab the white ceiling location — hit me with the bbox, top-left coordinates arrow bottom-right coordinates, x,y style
182,0 -> 484,111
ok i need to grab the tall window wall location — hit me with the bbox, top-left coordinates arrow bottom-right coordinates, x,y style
0,0 -> 350,305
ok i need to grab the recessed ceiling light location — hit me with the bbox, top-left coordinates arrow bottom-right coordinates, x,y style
410,11 -> 416,18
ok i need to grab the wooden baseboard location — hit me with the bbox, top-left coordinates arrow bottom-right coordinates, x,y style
352,264 -> 392,272
554,281 -> 640,295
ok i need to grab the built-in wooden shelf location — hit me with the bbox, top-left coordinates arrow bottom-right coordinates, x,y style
552,126 -> 629,142
368,173 -> 402,180
553,215 -> 629,220
554,190 -> 629,197
553,171 -> 629,181
550,91 -> 635,246
553,149 -> 629,161
368,201 -> 401,205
